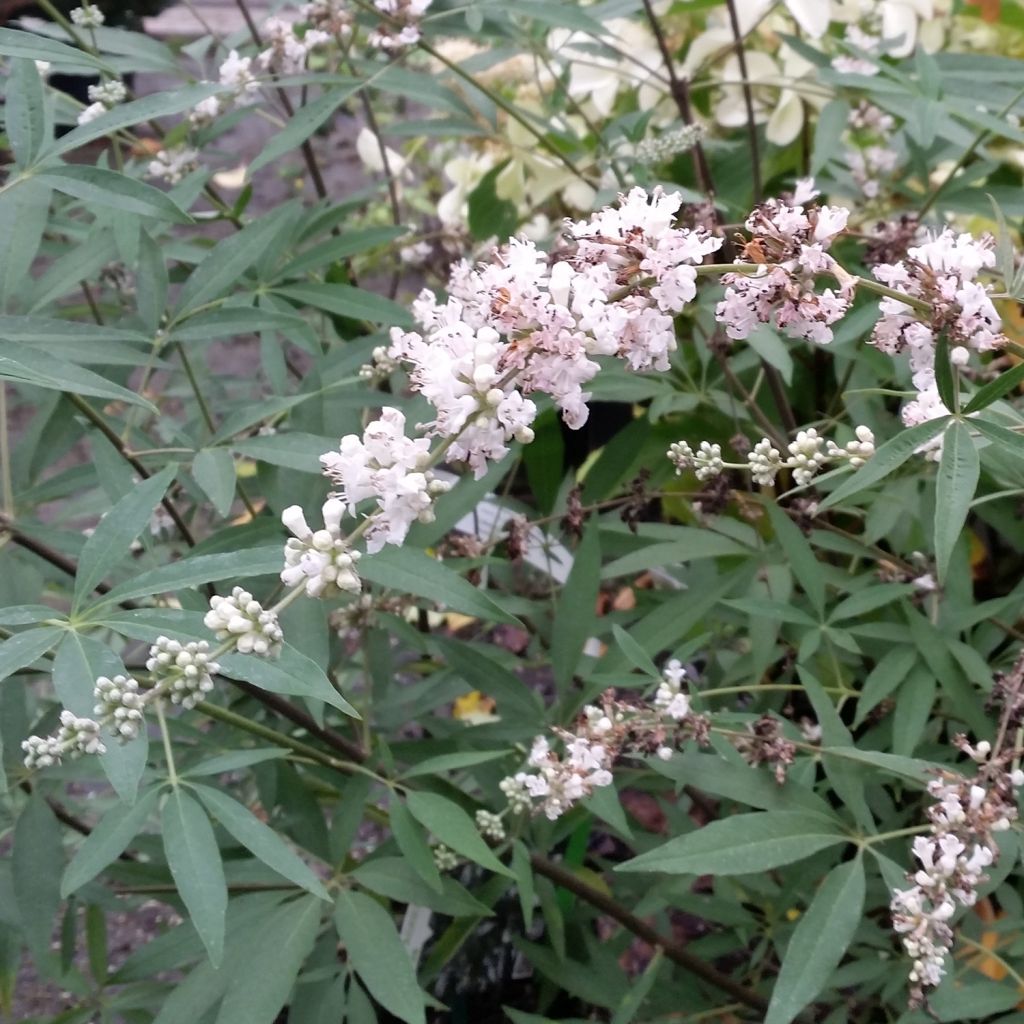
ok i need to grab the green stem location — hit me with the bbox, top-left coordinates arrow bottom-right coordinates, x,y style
155,699 -> 179,788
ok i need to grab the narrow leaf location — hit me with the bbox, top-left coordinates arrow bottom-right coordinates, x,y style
617,811 -> 845,875
162,789 -> 228,966
0,626 -> 61,683
817,416 -> 951,511
552,526 -> 600,691
38,165 -> 193,223
934,421 -> 979,583
963,360 -> 1024,413
333,890 -> 426,1024
6,59 -> 46,167
764,858 -> 865,1024
62,787 -> 161,896
74,465 -> 177,608
193,784 -> 330,900
405,791 -> 514,877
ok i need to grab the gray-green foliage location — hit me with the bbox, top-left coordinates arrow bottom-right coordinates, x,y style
2,3 -> 1024,1023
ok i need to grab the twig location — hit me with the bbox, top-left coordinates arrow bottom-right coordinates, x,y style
723,0 -> 762,203
529,853 -> 770,1014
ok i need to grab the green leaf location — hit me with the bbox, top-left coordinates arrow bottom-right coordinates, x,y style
617,811 -> 845,875
333,889 -> 426,1024
764,501 -> 824,616
933,333 -> 957,413
62,787 -> 162,896
829,583 -> 916,622
764,858 -> 865,1024
247,85 -> 358,179
351,857 -> 493,916
162,788 -> 228,966
0,338 -> 157,411
74,465 -> 177,608
971,415 -> 1024,456
52,84 -> 222,158
37,165 -> 193,223
610,623 -> 660,678
182,748 -> 289,777
174,214 -> 292,317
0,626 -> 61,683
400,749 -> 512,779
13,794 -> 63,971
192,449 -> 236,518
0,27 -> 105,71
552,526 -> 600,691
511,839 -> 535,930
388,793 -> 444,893
101,545 -> 283,604
359,547 -> 521,626
0,314 -> 153,364
934,421 -> 979,583
193,784 -> 330,901
963,360 -> 1024,413
0,178 -> 50,311
232,432 -> 337,473
600,532 -> 748,578
821,747 -> 934,784
274,282 -> 414,328
218,644 -> 358,716
279,226 -> 408,279
467,163 -> 519,242
215,896 -> 322,1024
53,632 -> 148,803
6,60 -> 46,167
404,791 -> 514,877
817,416 -> 951,511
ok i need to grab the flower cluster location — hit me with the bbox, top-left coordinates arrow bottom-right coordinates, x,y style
191,50 -> 259,126
258,16 -> 330,76
146,636 -> 220,708
716,186 -> 853,345
890,738 -> 1023,1007
300,0 -> 353,36
147,146 -> 199,185
368,0 -> 432,50
204,587 -> 283,656
70,3 -> 104,27
386,187 -> 721,481
634,124 -> 706,167
475,809 -> 507,842
668,425 -> 875,489
320,407 -> 452,552
77,79 -> 127,125
871,229 -> 1007,448
94,674 -> 146,740
845,101 -> 899,201
22,711 -> 105,769
501,660 -> 709,819
281,499 -> 362,596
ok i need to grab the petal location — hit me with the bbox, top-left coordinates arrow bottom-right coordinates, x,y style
767,92 -> 804,146
784,0 -> 831,37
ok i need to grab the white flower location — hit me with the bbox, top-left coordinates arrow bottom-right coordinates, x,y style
77,102 -> 107,126
146,636 -> 220,707
475,809 -> 506,841
88,79 -> 127,106
70,3 -> 104,26
748,438 -> 783,486
147,147 -> 199,185
281,499 -> 362,598
320,408 -> 452,551
204,589 -> 283,657
94,674 -> 147,740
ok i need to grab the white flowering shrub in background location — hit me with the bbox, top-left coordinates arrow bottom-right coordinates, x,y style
3,0 -> 1024,1021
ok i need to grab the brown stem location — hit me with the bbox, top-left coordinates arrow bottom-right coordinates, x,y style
711,347 -> 788,449
638,0 -> 715,201
530,853 -> 770,1014
228,681 -> 367,762
723,0 -> 762,203
66,393 -> 197,548
234,0 -> 330,200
